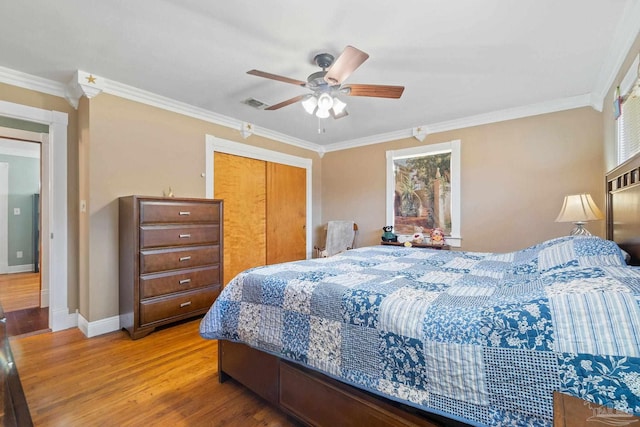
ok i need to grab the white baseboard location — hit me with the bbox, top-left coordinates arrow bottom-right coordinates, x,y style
78,314 -> 120,338
51,307 -> 77,332
40,288 -> 49,308
7,264 -> 35,274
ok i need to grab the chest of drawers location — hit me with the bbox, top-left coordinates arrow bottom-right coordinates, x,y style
119,196 -> 223,339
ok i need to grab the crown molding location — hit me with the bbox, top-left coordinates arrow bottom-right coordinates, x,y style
424,94 -> 592,134
0,65 -> 321,153
0,65 -> 618,155
0,65 -> 66,98
323,94 -> 593,153
65,70 -> 104,109
589,0 -> 640,111
102,78 -> 320,153
322,128 -> 413,153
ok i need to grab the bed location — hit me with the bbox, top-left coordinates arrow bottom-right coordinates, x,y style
200,154 -> 640,427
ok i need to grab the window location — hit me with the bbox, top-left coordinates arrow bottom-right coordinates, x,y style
386,140 -> 461,247
617,54 -> 640,165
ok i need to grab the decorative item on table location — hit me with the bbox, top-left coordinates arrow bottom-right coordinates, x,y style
163,187 -> 175,197
412,226 -> 425,244
381,226 -> 398,242
429,228 -> 446,245
555,193 -> 604,236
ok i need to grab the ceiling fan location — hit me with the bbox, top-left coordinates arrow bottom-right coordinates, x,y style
247,45 -> 404,119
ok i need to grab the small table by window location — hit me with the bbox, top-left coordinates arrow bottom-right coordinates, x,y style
381,241 -> 450,250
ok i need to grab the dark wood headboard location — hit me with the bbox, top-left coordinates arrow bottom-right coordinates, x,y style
606,152 -> 640,265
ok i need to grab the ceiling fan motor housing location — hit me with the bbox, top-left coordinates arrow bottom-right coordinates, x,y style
307,71 -> 330,90
308,53 -> 336,90
313,53 -> 334,69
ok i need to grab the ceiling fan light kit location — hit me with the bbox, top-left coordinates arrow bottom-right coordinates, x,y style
247,45 -> 404,126
301,93 -> 347,118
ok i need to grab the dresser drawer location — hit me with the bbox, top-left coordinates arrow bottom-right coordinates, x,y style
140,200 -> 220,224
140,287 -> 219,325
140,266 -> 220,298
140,245 -> 219,274
140,224 -> 219,248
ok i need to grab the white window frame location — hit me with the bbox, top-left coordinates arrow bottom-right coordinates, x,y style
386,140 -> 461,247
616,54 -> 640,165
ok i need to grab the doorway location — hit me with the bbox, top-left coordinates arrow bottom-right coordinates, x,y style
0,100 -> 70,333
0,133 -> 46,335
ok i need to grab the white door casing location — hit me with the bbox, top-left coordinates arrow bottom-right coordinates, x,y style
0,100 -> 72,331
0,162 -> 7,274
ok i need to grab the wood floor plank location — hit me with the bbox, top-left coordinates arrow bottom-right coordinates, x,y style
0,272 -> 40,312
4,307 -> 49,336
10,319 -> 300,426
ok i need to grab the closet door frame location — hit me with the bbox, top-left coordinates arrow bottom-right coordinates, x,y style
205,135 -> 313,259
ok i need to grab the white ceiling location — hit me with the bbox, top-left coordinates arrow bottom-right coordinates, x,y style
1,1 -> 639,151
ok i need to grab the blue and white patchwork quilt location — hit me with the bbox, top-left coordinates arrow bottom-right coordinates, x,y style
200,236 -> 640,426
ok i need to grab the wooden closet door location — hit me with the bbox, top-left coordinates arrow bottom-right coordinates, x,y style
266,162 -> 306,264
214,152 -> 266,285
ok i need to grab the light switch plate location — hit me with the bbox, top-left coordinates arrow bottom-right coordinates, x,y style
13,207 -> 20,215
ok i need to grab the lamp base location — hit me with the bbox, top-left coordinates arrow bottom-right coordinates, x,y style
570,222 -> 591,236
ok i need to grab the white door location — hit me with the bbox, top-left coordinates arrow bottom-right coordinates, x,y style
0,162 -> 7,274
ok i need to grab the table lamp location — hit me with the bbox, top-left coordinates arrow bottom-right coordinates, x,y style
555,193 -> 604,235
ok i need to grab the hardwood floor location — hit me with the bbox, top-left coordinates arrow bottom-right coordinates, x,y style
9,318 -> 301,427
5,307 -> 49,336
0,272 -> 48,337
0,272 -> 40,312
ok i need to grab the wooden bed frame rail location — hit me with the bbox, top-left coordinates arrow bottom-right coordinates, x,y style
219,340 -> 640,426
219,340 -> 467,427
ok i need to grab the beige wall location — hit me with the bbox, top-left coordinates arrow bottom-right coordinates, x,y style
322,107 -> 605,253
83,94 -> 322,321
78,96 -> 90,318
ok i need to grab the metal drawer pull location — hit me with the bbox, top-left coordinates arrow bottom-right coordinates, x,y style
179,278 -> 191,285
179,234 -> 191,238
180,301 -> 192,308
179,256 -> 191,261
179,211 -> 191,216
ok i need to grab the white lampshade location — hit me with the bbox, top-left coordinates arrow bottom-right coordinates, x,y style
301,95 -> 317,115
317,93 -> 334,110
332,97 -> 347,115
555,193 -> 604,235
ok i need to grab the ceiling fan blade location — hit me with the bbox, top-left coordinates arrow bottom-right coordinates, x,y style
247,69 -> 307,87
343,84 -> 405,99
324,46 -> 369,86
265,94 -> 307,110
